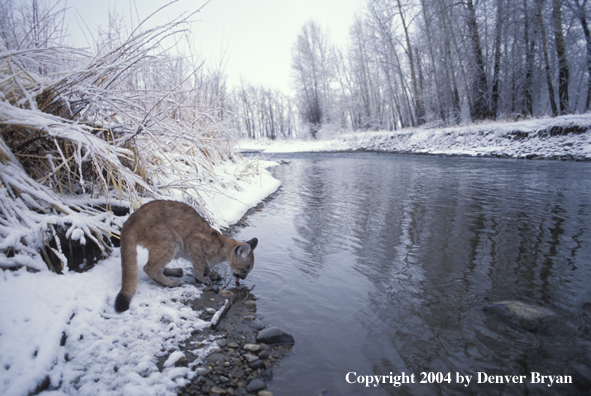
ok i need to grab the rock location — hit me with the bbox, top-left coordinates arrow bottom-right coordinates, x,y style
259,370 -> 273,382
163,351 -> 186,367
219,289 -> 234,298
249,359 -> 265,370
256,327 -> 295,345
257,347 -> 270,359
210,386 -> 226,394
206,308 -> 217,315
243,343 -> 261,353
246,379 -> 266,393
195,367 -> 209,376
258,391 -> 273,396
249,320 -> 265,330
493,301 -> 555,320
206,353 -> 227,364
242,353 -> 259,363
227,342 -> 240,349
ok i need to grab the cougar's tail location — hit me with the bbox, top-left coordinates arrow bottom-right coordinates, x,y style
115,233 -> 138,312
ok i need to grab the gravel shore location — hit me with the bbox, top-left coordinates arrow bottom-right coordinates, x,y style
159,285 -> 292,396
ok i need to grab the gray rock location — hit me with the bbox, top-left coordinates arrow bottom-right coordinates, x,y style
205,353 -> 227,364
246,378 -> 266,392
249,359 -> 265,370
210,386 -> 226,394
259,370 -> 273,382
249,320 -> 265,330
493,300 -> 555,320
243,343 -> 261,353
256,327 -> 295,345
242,353 -> 259,363
195,367 -> 210,376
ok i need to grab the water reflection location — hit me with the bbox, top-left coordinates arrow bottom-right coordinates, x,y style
233,153 -> 591,395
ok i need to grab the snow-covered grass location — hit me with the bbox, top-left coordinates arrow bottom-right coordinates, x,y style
239,114 -> 591,160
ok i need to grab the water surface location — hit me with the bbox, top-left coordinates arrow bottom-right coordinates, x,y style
232,153 -> 591,395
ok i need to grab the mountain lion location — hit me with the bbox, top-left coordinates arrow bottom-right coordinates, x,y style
115,200 -> 258,312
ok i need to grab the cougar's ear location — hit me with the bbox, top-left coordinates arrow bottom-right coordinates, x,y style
246,238 -> 258,251
235,243 -> 251,259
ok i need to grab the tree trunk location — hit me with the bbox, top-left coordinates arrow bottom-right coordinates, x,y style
396,0 -> 424,125
421,0 -> 446,122
552,0 -> 569,113
574,0 -> 591,110
466,0 -> 491,120
491,0 -> 504,117
536,0 -> 558,116
523,0 -> 534,116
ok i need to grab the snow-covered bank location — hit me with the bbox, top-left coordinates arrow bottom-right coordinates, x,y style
0,161 -> 280,396
239,114 -> 591,160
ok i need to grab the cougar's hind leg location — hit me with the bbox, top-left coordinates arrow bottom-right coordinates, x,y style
143,237 -> 183,288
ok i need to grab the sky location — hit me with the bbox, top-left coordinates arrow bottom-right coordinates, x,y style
62,0 -> 364,94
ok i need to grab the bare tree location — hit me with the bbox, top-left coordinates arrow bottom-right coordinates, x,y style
291,21 -> 335,138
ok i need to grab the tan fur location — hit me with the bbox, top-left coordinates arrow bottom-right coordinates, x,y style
114,200 -> 257,312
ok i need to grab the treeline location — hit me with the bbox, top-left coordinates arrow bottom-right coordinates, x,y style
229,0 -> 591,139
226,81 -> 299,139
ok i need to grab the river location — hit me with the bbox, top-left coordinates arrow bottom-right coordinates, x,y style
232,152 -> 591,395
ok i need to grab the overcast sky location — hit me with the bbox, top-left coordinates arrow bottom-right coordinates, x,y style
62,0 -> 363,94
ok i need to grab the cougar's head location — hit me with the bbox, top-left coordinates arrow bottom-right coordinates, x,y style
230,238 -> 258,282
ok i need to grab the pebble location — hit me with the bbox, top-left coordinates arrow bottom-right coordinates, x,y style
246,379 -> 266,392
205,307 -> 217,315
259,370 -> 273,382
249,359 -> 265,370
258,391 -> 273,396
242,353 -> 259,363
195,367 -> 209,376
249,320 -> 265,330
205,353 -> 227,364
210,386 -> 226,394
243,343 -> 261,353
227,342 -> 240,348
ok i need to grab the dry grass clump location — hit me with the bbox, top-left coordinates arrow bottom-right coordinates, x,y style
0,3 -> 250,272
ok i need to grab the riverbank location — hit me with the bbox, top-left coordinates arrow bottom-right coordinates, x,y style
0,160 -> 282,396
238,114 -> 591,160
173,286 -> 293,396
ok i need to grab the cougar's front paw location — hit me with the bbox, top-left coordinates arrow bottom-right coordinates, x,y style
168,279 -> 183,287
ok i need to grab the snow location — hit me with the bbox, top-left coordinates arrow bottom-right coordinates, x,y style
0,161 -> 280,396
238,114 -> 591,160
